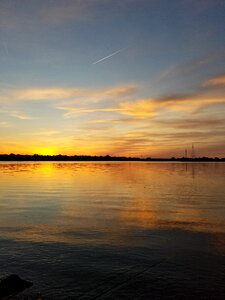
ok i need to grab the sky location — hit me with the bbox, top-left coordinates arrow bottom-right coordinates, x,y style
0,0 -> 225,157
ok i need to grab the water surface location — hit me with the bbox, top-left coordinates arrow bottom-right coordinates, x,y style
0,162 -> 224,299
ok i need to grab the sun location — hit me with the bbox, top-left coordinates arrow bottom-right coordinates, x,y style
34,147 -> 57,156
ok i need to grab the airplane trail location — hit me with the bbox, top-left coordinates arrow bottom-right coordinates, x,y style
92,48 -> 125,65
1,35 -> 9,57
3,39 -> 8,56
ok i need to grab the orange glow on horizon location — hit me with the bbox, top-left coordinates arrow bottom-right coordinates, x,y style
33,147 -> 58,156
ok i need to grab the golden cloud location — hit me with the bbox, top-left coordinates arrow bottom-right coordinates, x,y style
58,94 -> 225,120
0,109 -> 34,120
1,81 -> 225,158
9,111 -> 34,120
2,82 -> 224,117
203,73 -> 225,87
119,99 -> 157,117
0,85 -> 138,104
58,99 -> 157,119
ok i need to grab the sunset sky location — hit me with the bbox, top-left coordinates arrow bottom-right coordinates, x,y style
0,0 -> 225,157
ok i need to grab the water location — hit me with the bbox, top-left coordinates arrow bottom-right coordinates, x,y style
0,162 -> 224,299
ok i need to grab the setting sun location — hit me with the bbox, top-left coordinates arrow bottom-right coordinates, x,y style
33,148 -> 58,156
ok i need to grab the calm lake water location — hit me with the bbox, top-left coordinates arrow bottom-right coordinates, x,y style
0,162 -> 225,299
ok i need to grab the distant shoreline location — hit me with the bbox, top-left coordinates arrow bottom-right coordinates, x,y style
0,154 -> 224,162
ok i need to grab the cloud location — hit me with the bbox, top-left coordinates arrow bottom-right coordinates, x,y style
119,100 -> 157,117
9,111 -> 34,120
9,84 -> 224,121
1,78 -> 225,158
155,117 -> 225,129
157,94 -> 225,112
89,117 -> 143,125
89,129 -> 225,157
57,106 -> 120,118
157,49 -> 225,83
0,121 -> 11,127
203,73 -> 225,87
58,93 -> 225,120
22,130 -> 62,137
15,88 -> 82,101
0,109 -> 34,120
0,85 -> 138,103
58,98 -> 157,119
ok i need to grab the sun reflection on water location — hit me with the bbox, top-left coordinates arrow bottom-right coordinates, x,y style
0,162 -> 225,253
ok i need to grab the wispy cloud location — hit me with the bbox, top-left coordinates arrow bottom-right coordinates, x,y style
9,111 -> 34,120
58,94 -> 225,119
22,130 -> 62,137
0,85 -> 138,104
156,93 -> 225,113
1,76 -> 224,158
58,98 -> 157,118
155,117 -> 225,129
203,73 -> 225,87
0,121 -> 11,127
157,49 -> 225,83
0,109 -> 34,120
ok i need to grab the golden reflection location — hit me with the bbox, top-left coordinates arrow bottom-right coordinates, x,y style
120,197 -> 158,229
0,162 -> 225,246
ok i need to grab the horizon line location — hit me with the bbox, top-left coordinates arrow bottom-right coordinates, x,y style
0,153 -> 224,161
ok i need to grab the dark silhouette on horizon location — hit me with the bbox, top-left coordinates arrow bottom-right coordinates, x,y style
0,153 -> 224,162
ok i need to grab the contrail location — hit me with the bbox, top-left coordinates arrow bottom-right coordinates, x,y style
92,48 -> 125,65
2,39 -> 8,56
1,35 -> 9,57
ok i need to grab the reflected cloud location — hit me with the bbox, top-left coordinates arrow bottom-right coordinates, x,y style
0,163 -> 225,247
